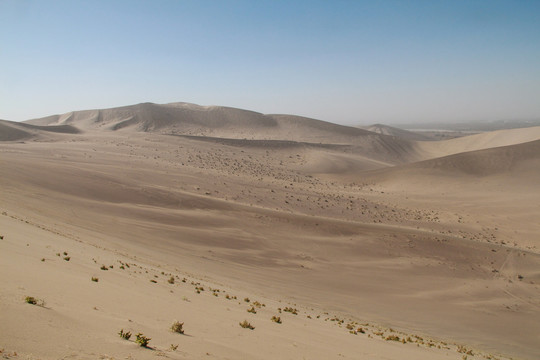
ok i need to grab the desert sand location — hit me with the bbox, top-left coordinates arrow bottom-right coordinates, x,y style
1,102 -> 539,359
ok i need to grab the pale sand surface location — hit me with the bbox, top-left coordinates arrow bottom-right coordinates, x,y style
1,103 -> 539,359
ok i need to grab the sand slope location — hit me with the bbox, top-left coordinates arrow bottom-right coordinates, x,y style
0,119 -> 79,141
2,103 -> 540,360
418,126 -> 540,159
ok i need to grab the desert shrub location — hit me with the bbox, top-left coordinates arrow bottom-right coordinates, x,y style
91,277 -> 99,282
239,320 -> 255,330
385,335 -> 400,341
135,333 -> 151,347
271,316 -> 282,324
118,329 -> 131,340
100,265 -> 108,270
169,344 -> 178,351
457,345 -> 474,355
171,321 -> 184,334
283,307 -> 298,315
247,306 -> 257,314
168,276 -> 175,284
25,296 -> 45,307
244,297 -> 250,303
63,256 -> 71,261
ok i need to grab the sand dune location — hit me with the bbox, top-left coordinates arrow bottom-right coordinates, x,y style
2,103 -> 540,359
418,125 -> 540,159
0,119 -> 79,141
25,102 -> 374,142
361,124 -> 432,141
24,102 -> 426,167
365,138 -> 540,180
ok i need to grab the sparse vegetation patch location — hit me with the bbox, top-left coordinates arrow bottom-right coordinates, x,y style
171,321 -> 184,334
25,296 -> 45,307
118,329 -> 132,340
239,320 -> 255,330
135,333 -> 151,347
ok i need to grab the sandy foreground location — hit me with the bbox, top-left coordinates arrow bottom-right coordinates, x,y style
1,104 -> 540,359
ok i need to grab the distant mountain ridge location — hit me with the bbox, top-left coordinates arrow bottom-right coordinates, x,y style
4,101 -> 540,174
24,102 -> 377,144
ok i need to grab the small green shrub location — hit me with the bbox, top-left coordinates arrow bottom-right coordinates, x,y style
100,265 -> 108,270
171,321 -> 184,334
239,320 -> 255,330
63,256 -> 71,261
283,307 -> 298,315
118,329 -> 131,340
91,277 -> 99,282
25,296 -> 45,307
135,333 -> 151,347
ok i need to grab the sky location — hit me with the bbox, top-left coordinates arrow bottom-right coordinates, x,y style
1,0 -> 539,125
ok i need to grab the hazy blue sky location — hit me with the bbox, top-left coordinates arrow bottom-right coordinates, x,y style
1,0 -> 539,124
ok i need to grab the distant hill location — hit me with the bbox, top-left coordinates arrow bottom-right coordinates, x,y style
25,102 -> 378,144
13,102 -> 540,171
21,102 -> 425,166
360,124 -> 431,141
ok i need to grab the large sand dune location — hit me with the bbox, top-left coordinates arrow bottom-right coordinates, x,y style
1,102 -> 539,360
